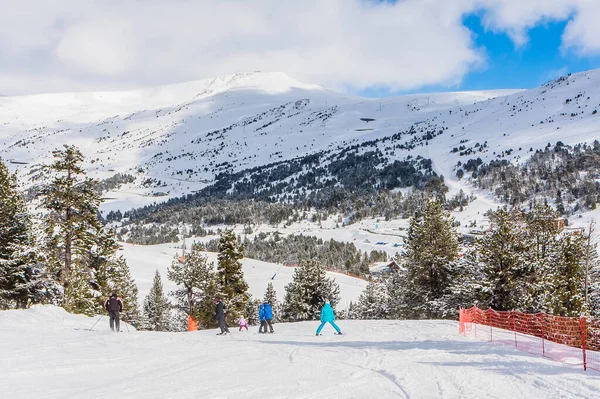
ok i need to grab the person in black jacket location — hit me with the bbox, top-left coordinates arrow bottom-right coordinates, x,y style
215,298 -> 230,335
104,291 -> 123,332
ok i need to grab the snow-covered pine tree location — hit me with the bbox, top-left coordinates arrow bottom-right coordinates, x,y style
281,259 -> 340,321
168,243 -> 217,329
244,296 -> 261,326
440,254 -> 485,316
0,158 -> 57,309
476,209 -> 528,311
63,261 -> 96,316
584,222 -> 600,316
521,204 -> 562,312
107,256 -> 140,324
216,229 -> 249,325
384,263 -> 410,319
39,145 -> 103,313
355,277 -> 388,319
142,270 -> 172,331
548,232 -> 585,316
263,282 -> 280,322
402,200 -> 458,318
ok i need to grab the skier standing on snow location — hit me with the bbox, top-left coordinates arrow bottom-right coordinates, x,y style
316,300 -> 342,336
238,315 -> 249,331
215,298 -> 230,335
104,291 -> 123,332
258,302 -> 266,333
263,301 -> 275,333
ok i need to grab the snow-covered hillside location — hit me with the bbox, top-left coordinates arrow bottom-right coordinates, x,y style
0,70 -> 525,210
2,305 -> 599,398
120,242 -> 366,306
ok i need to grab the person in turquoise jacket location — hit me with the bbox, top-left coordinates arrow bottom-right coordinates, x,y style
316,300 -> 342,336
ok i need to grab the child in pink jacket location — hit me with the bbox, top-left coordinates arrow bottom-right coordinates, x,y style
238,316 -> 249,331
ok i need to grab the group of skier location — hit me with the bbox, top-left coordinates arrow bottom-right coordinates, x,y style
213,297 -> 341,336
104,292 -> 342,336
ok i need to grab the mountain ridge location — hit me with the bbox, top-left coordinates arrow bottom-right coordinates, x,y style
0,69 -> 597,216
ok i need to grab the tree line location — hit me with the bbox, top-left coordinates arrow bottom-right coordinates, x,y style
143,231 -> 342,331
352,201 -> 600,320
0,146 -> 139,322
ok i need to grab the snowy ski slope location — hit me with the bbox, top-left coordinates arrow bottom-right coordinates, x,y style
1,305 -> 599,399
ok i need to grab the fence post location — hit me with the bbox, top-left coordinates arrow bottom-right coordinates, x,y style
489,310 -> 493,342
512,310 -> 517,347
474,308 -> 477,339
539,313 -> 545,358
580,316 -> 587,372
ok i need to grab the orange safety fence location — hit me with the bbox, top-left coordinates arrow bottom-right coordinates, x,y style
459,306 -> 600,372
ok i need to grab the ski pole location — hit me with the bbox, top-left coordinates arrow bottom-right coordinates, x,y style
89,315 -> 104,331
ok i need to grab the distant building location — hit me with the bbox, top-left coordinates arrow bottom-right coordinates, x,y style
370,260 -> 401,276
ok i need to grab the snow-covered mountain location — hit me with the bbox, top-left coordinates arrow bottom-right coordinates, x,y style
1,69 -> 599,214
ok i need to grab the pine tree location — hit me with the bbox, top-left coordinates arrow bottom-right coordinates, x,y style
441,255 -> 485,315
244,296 -> 261,326
142,270 -> 172,331
355,277 -> 388,319
63,261 -> 96,316
106,256 -> 140,324
584,222 -> 600,316
402,200 -> 458,318
39,145 -> 107,316
40,145 -> 103,286
168,243 -> 217,329
548,233 -> 585,316
476,209 -> 528,311
216,229 -> 249,325
281,259 -> 340,321
0,158 -> 56,309
522,204 -> 562,312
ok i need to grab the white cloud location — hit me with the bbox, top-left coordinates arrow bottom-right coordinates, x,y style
0,0 -> 597,95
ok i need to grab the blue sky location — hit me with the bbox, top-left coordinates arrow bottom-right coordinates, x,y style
360,12 -> 600,97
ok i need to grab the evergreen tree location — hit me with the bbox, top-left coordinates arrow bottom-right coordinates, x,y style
63,261 -> 96,316
355,277 -> 388,319
0,159 -> 57,309
216,229 -> 249,325
40,145 -> 103,286
402,200 -> 458,318
106,256 -> 140,324
281,259 -> 340,321
441,256 -> 485,315
476,210 -> 528,311
548,233 -> 585,316
142,270 -> 172,331
522,204 -> 562,312
168,243 -> 217,329
244,296 -> 261,326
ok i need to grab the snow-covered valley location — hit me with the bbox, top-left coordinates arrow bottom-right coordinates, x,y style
2,305 -> 599,399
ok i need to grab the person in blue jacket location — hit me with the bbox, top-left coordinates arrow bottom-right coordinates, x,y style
258,302 -> 266,333
263,301 -> 275,333
316,299 -> 342,336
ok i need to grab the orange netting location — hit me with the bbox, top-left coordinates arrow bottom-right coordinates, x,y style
459,306 -> 600,372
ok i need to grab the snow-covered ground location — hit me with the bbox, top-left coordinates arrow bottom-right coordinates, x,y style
121,242 -> 367,307
2,305 -> 600,399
